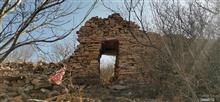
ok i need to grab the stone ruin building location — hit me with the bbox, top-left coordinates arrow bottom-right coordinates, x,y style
62,13 -> 162,85
0,13 -> 162,86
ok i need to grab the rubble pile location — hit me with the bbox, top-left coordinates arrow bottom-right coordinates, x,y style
0,62 -> 66,101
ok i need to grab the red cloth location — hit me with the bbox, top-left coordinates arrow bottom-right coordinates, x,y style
48,67 -> 65,85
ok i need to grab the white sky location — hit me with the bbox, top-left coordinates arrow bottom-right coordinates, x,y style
100,55 -> 116,69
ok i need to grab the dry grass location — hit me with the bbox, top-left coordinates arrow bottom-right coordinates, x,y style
100,64 -> 115,85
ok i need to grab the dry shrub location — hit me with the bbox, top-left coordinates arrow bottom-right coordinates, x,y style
148,35 -> 220,101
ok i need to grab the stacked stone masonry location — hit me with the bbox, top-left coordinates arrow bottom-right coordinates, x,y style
63,13 -> 162,85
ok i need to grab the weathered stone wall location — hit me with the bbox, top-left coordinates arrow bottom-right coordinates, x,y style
63,13 -> 163,85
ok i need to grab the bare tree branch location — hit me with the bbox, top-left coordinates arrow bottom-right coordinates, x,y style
0,0 -> 98,63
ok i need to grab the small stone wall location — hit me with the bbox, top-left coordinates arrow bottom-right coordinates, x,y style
0,62 -> 63,78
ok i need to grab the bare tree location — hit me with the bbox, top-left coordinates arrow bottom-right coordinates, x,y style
150,0 -> 220,101
38,40 -> 77,62
151,0 -> 216,38
0,0 -> 98,63
102,0 -> 220,101
4,44 -> 34,62
195,0 -> 220,14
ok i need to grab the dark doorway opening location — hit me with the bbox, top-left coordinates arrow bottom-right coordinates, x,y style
99,39 -> 119,85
